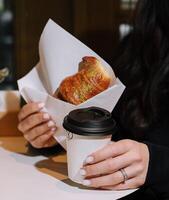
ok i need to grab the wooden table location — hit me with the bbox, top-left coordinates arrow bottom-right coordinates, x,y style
0,112 -> 22,136
0,136 -> 68,181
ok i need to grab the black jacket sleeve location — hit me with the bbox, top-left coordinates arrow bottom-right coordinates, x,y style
141,118 -> 169,198
112,115 -> 169,199
143,141 -> 169,198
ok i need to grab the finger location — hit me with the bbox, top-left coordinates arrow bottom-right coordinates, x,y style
83,151 -> 134,177
24,121 -> 56,142
31,130 -> 55,149
18,102 -> 45,121
18,112 -> 51,133
84,140 -> 131,165
82,165 -> 139,188
83,172 -> 123,188
101,177 -> 141,190
43,137 -> 57,148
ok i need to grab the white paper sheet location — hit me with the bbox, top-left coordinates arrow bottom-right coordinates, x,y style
0,146 -> 137,200
17,19 -> 125,150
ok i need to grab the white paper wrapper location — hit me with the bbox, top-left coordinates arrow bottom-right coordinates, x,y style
17,19 -> 125,150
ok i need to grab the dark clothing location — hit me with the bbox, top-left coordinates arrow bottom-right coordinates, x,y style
108,29 -> 169,199
119,187 -> 160,200
111,95 -> 169,199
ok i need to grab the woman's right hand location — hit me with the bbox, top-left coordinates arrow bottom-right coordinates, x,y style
18,102 -> 57,149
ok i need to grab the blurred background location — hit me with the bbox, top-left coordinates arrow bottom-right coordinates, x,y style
0,0 -> 138,90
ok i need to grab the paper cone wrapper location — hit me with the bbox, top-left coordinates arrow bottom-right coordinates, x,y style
18,19 -> 125,150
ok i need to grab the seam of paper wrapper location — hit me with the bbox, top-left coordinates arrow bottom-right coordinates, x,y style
17,19 -> 126,151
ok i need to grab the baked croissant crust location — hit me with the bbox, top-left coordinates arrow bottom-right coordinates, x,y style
54,56 -> 115,105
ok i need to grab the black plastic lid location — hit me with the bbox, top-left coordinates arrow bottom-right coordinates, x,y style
63,107 -> 116,136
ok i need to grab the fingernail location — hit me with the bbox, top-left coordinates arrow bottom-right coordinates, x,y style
48,120 -> 55,127
85,156 -> 94,164
80,169 -> 86,176
43,113 -> 50,120
38,102 -> 45,109
51,127 -> 56,132
83,180 -> 91,186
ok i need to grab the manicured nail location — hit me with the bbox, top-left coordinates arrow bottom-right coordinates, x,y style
38,102 -> 45,109
43,113 -> 50,120
85,156 -> 94,164
51,127 -> 56,132
83,180 -> 91,186
80,169 -> 86,176
48,120 -> 55,127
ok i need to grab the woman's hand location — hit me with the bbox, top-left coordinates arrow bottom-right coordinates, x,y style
18,102 -> 57,148
81,139 -> 149,190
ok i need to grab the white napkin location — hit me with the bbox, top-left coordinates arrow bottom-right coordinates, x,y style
17,19 -> 125,149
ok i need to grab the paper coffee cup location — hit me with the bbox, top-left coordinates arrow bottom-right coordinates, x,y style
63,107 -> 117,184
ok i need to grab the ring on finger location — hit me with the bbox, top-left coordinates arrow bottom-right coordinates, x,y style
120,168 -> 128,184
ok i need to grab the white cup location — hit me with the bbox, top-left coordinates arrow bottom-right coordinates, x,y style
63,107 -> 116,184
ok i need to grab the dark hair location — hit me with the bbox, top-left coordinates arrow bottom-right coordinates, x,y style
112,0 -> 169,135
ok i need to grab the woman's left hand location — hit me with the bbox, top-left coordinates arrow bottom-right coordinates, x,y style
81,139 -> 149,190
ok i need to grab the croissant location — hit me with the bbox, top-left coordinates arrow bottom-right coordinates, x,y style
54,56 -> 115,105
